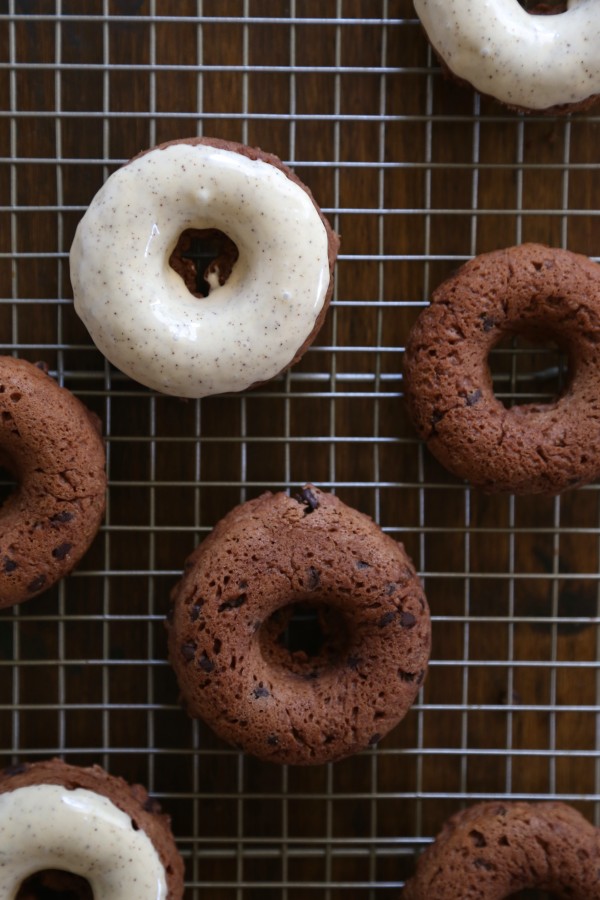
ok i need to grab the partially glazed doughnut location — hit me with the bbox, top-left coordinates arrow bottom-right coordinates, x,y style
414,0 -> 600,113
0,759 -> 184,900
70,137 -> 339,398
0,357 -> 106,607
402,800 -> 600,898
403,244 -> 600,494
167,485 -> 430,765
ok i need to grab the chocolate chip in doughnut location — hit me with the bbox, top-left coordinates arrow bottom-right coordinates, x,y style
0,758 -> 184,900
0,357 -> 106,608
403,244 -> 600,494
167,485 -> 430,765
70,136 -> 339,398
402,800 -> 600,899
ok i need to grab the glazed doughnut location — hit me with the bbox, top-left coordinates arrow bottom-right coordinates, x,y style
402,800 -> 600,899
0,357 -> 106,608
167,485 -> 430,765
414,0 -> 600,112
70,137 -> 339,398
0,759 -> 184,900
403,243 -> 600,494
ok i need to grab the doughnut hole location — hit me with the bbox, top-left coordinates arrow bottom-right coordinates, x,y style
169,227 -> 239,298
487,333 -> 570,409
16,869 -> 93,900
519,0 -> 567,12
259,601 -> 351,677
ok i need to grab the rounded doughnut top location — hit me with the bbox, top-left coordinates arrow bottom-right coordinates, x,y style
0,357 -> 106,608
402,800 -> 600,899
70,138 -> 337,398
0,785 -> 167,900
167,485 -> 430,765
414,0 -> 600,111
403,243 -> 600,494
0,759 -> 184,900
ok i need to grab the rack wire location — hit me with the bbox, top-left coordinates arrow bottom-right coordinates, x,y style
1,1 -> 600,897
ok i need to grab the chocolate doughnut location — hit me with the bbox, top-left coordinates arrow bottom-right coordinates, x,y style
402,800 -> 600,899
70,137 -> 339,398
413,0 -> 600,114
167,485 -> 430,765
0,758 -> 184,900
0,357 -> 106,607
403,244 -> 600,494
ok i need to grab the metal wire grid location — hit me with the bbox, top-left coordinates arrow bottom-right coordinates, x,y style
1,2 -> 600,897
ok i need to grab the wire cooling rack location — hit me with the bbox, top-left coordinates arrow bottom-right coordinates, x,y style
1,2 -> 600,897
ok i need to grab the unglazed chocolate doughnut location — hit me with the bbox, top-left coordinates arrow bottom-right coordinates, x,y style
167,485 -> 430,765
0,759 -> 184,900
402,800 -> 600,899
403,244 -> 600,494
0,357 -> 106,608
414,0 -> 600,113
70,137 -> 339,398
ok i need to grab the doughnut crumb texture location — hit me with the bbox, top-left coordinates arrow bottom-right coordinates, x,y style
413,0 -> 600,113
0,758 -> 184,900
167,485 -> 430,766
70,136 -> 339,398
403,243 -> 600,494
0,357 -> 106,608
402,800 -> 600,899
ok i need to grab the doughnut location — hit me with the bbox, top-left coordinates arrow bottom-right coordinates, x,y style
70,136 -> 339,398
0,357 -> 106,608
403,243 -> 600,494
0,758 -> 184,900
402,800 -> 600,898
167,485 -> 430,765
413,0 -> 600,113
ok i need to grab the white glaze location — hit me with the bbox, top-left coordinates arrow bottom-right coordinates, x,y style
70,142 -> 331,397
0,784 -> 167,900
413,0 -> 600,110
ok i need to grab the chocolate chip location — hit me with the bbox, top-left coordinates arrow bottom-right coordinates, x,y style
50,511 -> 74,524
197,652 -> 215,673
431,408 -> 445,425
481,315 -> 496,332
180,642 -> 196,662
474,858 -> 495,871
2,763 -> 27,777
190,601 -> 204,621
469,830 -> 487,848
52,542 -> 72,560
34,360 -> 49,373
385,583 -> 397,595
27,574 -> 46,594
218,593 -> 247,613
294,486 -> 319,514
356,560 -> 370,569
398,670 -> 416,682
378,611 -> 396,628
368,733 -> 381,746
3,557 -> 17,573
143,796 -> 162,814
400,611 -> 417,628
252,685 -> 270,699
306,566 -> 320,589
267,735 -> 279,746
466,388 -> 482,407
347,655 -> 361,670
